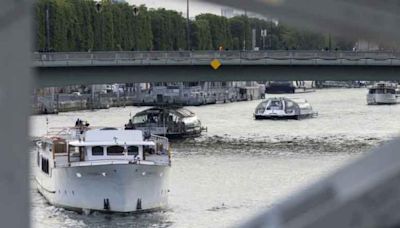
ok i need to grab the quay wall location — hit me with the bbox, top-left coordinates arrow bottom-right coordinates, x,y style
32,87 -> 264,114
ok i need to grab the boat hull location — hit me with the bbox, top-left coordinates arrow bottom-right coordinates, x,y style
254,113 -> 314,120
134,127 -> 203,139
367,94 -> 399,105
160,132 -> 201,139
35,163 -> 170,213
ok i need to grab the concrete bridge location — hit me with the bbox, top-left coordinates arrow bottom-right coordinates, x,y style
33,51 -> 400,87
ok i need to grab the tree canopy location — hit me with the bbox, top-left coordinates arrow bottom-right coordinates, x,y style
34,0 -> 354,52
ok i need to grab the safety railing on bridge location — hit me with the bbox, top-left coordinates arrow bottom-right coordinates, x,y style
32,50 -> 400,67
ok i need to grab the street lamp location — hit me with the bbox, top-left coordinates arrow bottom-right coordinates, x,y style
187,0 -> 191,50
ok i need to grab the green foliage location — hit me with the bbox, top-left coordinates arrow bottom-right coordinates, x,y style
229,16 -> 251,50
196,14 -> 232,50
34,0 -> 354,51
192,19 -> 212,50
148,9 -> 187,50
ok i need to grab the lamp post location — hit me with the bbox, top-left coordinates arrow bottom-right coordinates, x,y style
243,9 -> 248,51
45,4 -> 50,51
187,0 -> 191,50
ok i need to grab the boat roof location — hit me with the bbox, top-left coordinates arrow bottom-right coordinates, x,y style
134,107 -> 195,118
368,82 -> 398,89
263,97 -> 308,103
69,141 -> 155,147
69,129 -> 155,146
85,129 -> 143,141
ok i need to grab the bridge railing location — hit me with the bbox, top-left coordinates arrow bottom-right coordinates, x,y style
32,50 -> 400,66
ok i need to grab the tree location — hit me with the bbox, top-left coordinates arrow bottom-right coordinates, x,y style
229,16 -> 250,50
196,14 -> 232,50
192,19 -> 212,50
33,0 -> 355,52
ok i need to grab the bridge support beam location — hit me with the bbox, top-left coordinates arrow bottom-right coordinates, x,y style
35,65 -> 400,87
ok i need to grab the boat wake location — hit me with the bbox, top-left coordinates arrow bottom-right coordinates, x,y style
172,134 -> 387,156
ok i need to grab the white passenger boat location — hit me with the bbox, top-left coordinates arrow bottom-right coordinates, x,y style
34,123 -> 171,213
254,97 -> 317,120
367,82 -> 400,105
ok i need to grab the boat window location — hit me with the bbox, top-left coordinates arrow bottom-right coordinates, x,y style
133,115 -> 147,124
69,146 -> 80,156
107,146 -> 124,156
168,113 -> 179,123
285,101 -> 294,108
92,146 -> 104,156
267,100 -> 283,110
128,146 -> 139,156
41,157 -> 49,174
369,89 -> 376,94
176,109 -> 194,117
376,89 -> 385,94
148,114 -> 159,123
37,152 -> 40,167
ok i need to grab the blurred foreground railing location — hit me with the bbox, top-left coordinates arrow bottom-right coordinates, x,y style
240,138 -> 400,228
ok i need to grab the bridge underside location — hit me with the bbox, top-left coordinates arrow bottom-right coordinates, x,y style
35,65 -> 400,87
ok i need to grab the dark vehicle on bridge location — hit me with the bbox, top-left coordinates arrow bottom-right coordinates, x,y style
125,107 -> 206,139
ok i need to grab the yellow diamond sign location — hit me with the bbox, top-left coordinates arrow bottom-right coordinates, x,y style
210,59 -> 222,70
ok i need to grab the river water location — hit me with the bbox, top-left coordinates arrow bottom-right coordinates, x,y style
30,88 -> 400,228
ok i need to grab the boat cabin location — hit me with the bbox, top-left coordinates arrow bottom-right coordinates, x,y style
37,129 -> 170,169
368,82 -> 399,95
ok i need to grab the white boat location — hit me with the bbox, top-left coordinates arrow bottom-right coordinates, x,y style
254,97 -> 317,120
34,123 -> 171,213
367,82 -> 400,105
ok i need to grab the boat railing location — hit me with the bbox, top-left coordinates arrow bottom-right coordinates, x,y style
45,127 -> 84,141
46,127 -> 72,138
54,158 -> 169,168
53,149 -> 170,167
150,134 -> 169,149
